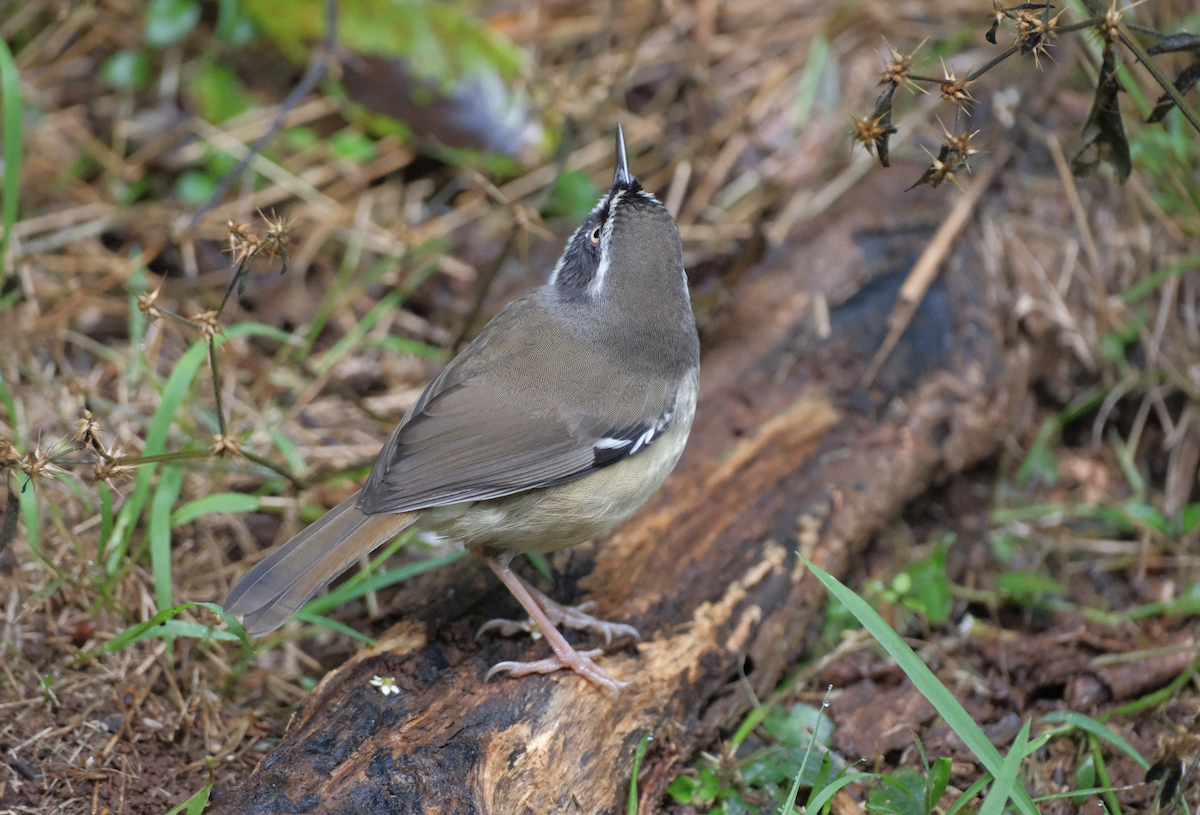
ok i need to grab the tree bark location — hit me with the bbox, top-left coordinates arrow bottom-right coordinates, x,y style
216,174 -> 1031,814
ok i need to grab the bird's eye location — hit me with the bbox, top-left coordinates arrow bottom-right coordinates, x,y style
589,225 -> 601,245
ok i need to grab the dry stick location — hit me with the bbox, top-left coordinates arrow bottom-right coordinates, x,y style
186,0 -> 339,231
1041,129 -> 1109,339
860,142 -> 1013,389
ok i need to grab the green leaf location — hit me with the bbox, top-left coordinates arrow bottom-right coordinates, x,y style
1183,503 -> 1200,534
1074,753 -> 1096,804
995,571 -> 1067,604
215,0 -> 257,47
523,551 -> 553,584
242,0 -> 526,85
1016,415 -> 1060,487
329,130 -> 378,163
101,50 -> 153,91
144,0 -> 202,48
868,767 -> 926,815
695,767 -> 723,803
172,493 -> 262,527
762,703 -> 832,748
928,756 -> 953,808
174,170 -> 218,205
163,764 -> 213,815
542,170 -> 602,220
666,775 -> 696,804
189,60 -> 254,123
285,125 -> 321,150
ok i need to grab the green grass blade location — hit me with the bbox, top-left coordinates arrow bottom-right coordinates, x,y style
944,772 -> 993,815
266,428 -> 306,474
0,37 -> 22,270
804,773 -> 875,815
150,465 -> 184,616
628,731 -> 651,815
19,472 -> 39,553
301,549 -> 468,618
1089,732 -> 1123,815
106,338 -> 209,574
0,369 -> 16,432
99,601 -> 250,653
292,610 -> 375,643
312,288 -> 405,376
171,492 -> 261,527
802,557 -> 1040,815
164,763 -> 213,815
978,718 -> 1030,815
1041,711 -> 1149,770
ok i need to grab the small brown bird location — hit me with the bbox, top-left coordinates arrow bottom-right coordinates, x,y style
224,125 -> 699,691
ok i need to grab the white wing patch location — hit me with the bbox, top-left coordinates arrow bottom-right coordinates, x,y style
592,406 -> 675,467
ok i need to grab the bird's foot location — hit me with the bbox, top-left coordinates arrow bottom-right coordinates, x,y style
482,558 -> 634,692
476,585 -> 639,645
486,647 -> 628,693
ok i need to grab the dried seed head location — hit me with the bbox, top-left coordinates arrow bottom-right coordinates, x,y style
94,452 -> 136,485
1014,8 -> 1062,66
852,112 -> 898,156
1099,3 -> 1123,44
0,440 -> 19,468
879,40 -> 928,92
137,286 -> 164,322
940,122 -> 982,165
939,60 -> 976,106
73,410 -> 104,451
210,434 -> 243,458
193,310 -> 221,342
19,439 -> 69,481
227,220 -> 263,267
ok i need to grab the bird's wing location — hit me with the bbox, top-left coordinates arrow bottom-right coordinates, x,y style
357,298 -> 678,515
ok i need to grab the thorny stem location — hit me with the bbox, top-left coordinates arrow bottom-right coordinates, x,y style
1075,0 -> 1200,135
209,339 -> 226,438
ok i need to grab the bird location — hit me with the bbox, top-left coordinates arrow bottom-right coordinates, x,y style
223,124 -> 700,692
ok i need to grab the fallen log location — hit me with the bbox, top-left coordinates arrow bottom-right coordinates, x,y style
215,164 -> 1032,814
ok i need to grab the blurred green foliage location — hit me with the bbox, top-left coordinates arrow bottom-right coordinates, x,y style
243,0 -> 526,86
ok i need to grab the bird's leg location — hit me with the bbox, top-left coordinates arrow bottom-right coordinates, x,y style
477,576 -> 639,645
482,558 -> 629,692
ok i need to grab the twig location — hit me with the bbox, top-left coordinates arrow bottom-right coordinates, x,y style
186,0 -> 339,231
1040,128 -> 1109,339
860,142 -> 1013,389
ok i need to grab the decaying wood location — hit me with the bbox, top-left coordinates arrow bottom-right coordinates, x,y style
216,172 -> 1033,814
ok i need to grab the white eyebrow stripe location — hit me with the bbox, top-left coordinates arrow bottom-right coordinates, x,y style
588,189 -> 625,295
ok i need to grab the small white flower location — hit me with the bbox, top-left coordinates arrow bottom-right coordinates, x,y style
370,675 -> 399,696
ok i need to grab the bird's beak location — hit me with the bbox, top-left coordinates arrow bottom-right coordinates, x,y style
613,123 -> 634,188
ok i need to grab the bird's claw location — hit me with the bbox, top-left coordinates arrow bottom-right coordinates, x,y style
486,648 -> 627,693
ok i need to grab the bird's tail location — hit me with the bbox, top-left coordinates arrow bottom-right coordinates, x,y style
223,490 -> 418,636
